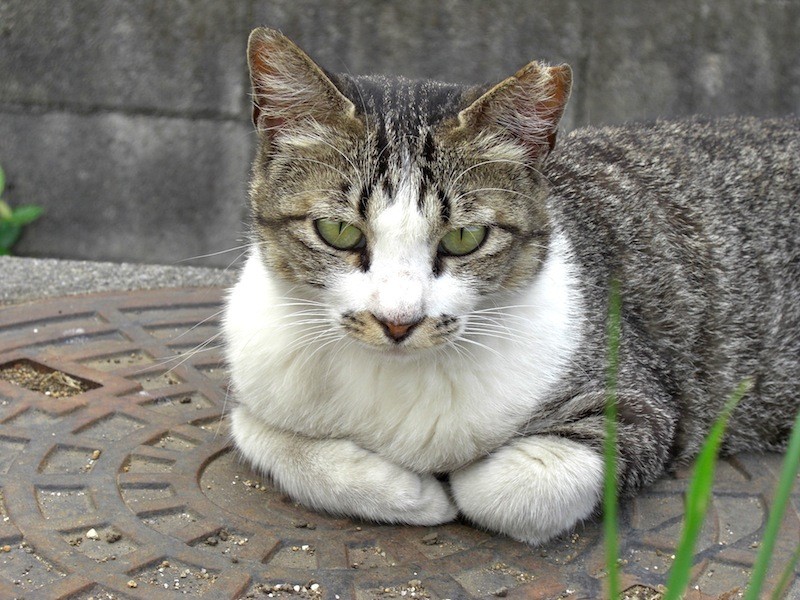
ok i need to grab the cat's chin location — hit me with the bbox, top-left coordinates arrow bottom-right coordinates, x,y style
353,339 -> 442,361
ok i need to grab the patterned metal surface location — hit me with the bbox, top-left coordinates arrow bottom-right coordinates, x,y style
0,289 -> 797,599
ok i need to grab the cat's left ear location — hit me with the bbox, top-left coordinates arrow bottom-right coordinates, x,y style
458,62 -> 572,162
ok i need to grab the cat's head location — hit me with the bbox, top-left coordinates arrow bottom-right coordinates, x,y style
246,28 -> 571,353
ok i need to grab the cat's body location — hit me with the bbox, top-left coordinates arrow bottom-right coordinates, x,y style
224,28 -> 800,544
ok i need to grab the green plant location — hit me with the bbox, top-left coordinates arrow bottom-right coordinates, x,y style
602,281 -> 800,599
603,279 -> 622,599
0,164 -> 43,255
662,379 -> 752,600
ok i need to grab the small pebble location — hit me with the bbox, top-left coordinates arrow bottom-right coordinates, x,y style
127,580 -> 137,588
105,532 -> 122,544
421,532 -> 439,545
86,528 -> 99,540
493,587 -> 509,597
91,450 -> 101,460
1,545 -> 11,552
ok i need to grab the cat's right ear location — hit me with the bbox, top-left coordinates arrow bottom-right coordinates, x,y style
457,61 -> 572,163
247,28 -> 356,135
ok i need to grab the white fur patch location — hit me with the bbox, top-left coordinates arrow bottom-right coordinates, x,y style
450,435 -> 604,545
232,404 -> 456,525
224,231 -> 583,473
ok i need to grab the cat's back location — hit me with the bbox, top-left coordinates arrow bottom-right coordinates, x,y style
546,117 -> 800,455
549,116 -> 800,222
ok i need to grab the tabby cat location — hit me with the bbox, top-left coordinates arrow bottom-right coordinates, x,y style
224,27 -> 800,544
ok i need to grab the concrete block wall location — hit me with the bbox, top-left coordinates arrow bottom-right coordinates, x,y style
1,0 -> 798,266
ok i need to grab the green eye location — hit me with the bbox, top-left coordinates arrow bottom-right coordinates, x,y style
315,218 -> 366,250
438,225 -> 488,256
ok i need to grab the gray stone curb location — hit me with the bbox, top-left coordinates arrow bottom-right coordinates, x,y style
0,256 -> 238,306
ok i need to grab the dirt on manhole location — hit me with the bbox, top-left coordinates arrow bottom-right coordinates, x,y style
0,359 -> 99,398
620,584 -> 664,600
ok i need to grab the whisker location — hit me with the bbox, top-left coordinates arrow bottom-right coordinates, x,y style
295,332 -> 348,372
450,187 -> 542,206
163,309 -> 226,348
455,337 -> 504,359
269,154 -> 355,185
175,243 -> 253,264
148,332 -> 223,375
445,158 -> 545,197
282,325 -> 342,355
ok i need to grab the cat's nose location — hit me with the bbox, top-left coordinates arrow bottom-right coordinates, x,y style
374,316 -> 422,342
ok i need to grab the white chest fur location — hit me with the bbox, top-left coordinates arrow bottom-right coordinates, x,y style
223,233 -> 583,473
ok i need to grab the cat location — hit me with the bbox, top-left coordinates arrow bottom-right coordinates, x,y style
223,27 -> 800,545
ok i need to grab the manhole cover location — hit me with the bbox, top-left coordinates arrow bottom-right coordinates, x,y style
0,288 -> 797,599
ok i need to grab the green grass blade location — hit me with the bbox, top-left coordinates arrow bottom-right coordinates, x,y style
770,539 -> 800,600
745,410 -> 800,600
0,164 -> 5,195
603,278 -> 622,600
663,378 -> 753,600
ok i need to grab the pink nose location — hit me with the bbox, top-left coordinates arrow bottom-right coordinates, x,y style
374,316 -> 422,342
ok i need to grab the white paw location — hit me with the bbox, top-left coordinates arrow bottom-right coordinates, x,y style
450,435 -> 604,545
231,407 -> 456,525
300,438 -> 457,525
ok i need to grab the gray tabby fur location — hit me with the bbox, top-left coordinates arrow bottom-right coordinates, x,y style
534,118 -> 800,493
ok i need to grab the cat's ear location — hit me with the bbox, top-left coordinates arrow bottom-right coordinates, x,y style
247,28 -> 356,135
458,61 -> 572,162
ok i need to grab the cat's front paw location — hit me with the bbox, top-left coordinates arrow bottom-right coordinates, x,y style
450,435 -> 603,545
310,439 -> 457,525
232,408 -> 456,526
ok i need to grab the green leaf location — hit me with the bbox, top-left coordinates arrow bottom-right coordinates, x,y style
663,378 -> 753,600
0,221 -> 22,251
10,205 -> 43,226
0,164 -> 5,196
0,199 -> 12,221
745,409 -> 800,600
603,278 -> 622,600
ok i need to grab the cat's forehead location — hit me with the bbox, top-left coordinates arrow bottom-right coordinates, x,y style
333,74 -> 471,135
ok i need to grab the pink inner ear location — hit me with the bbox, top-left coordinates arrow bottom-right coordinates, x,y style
248,38 -> 290,131
465,63 -> 571,161
505,65 -> 571,157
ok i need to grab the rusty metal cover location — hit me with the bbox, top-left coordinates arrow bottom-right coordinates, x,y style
0,289 -> 797,599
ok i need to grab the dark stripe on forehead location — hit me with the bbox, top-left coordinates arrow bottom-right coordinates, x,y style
330,74 -> 468,218
423,131 -> 436,163
374,120 -> 390,181
418,130 -> 436,210
358,184 -> 370,220
439,190 -> 451,224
